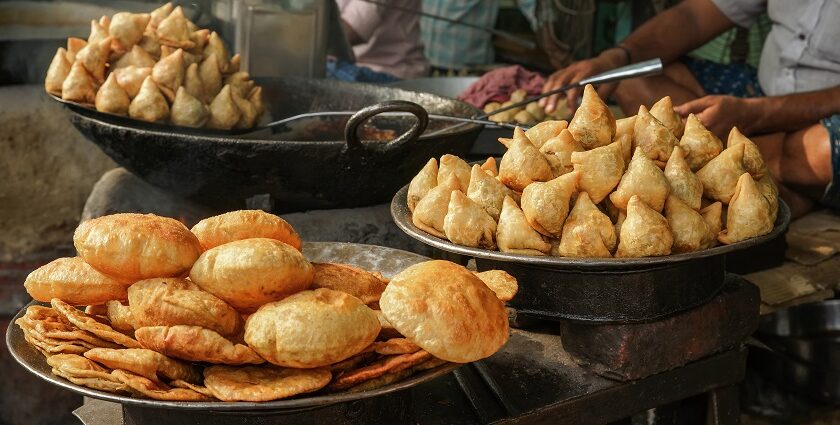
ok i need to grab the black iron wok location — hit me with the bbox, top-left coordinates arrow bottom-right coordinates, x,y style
65,77 -> 482,212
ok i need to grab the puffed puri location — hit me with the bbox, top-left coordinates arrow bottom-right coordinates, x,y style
244,288 -> 380,368
190,210 -> 302,251
379,260 -> 509,363
189,238 -> 314,311
24,257 -> 131,305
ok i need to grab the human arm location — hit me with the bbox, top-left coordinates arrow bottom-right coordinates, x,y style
337,0 -> 383,46
540,0 -> 735,113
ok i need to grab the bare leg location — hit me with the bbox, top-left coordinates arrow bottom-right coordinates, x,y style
613,62 -> 706,115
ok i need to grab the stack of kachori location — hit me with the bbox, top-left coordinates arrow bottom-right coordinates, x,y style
20,209 -> 517,402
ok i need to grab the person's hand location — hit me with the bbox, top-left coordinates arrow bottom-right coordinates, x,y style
539,49 -> 626,114
674,95 -> 758,139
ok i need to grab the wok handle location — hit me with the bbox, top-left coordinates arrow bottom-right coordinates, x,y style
344,100 -> 429,151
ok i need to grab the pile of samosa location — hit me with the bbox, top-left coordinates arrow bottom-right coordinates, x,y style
407,84 -> 778,258
44,3 -> 264,130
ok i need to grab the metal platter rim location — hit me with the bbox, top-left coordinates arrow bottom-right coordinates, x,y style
390,184 -> 791,270
6,241 -> 462,412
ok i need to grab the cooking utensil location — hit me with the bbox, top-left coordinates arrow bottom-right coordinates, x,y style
753,346 -> 840,405
391,185 -> 790,323
760,335 -> 840,370
7,242 -> 461,413
758,300 -> 840,337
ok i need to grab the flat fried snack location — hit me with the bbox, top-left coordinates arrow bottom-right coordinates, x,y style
610,148 -> 671,212
540,129 -> 583,177
679,114 -> 723,171
567,84 -> 616,150
190,210 -> 302,251
664,195 -> 710,253
664,146 -> 703,210
412,174 -> 461,238
718,173 -> 774,244
47,354 -> 130,393
85,348 -> 201,383
379,260 -> 509,363
555,192 -> 617,258
473,270 -> 519,302
17,305 -> 121,349
328,350 -> 432,391
496,196 -> 552,255
311,263 -> 388,306
189,238 -> 314,311
127,278 -> 240,337
634,105 -> 678,168
244,288 -> 380,368
521,171 -> 578,237
467,164 -> 516,221
498,128 -> 554,192
111,369 -> 211,401
74,213 -> 202,281
438,154 -> 472,193
135,325 -> 264,365
105,300 -> 135,333
407,158 -> 438,213
203,365 -> 331,402
369,338 -> 421,355
24,257 -> 130,305
443,191 -> 497,250
696,143 -> 747,204
615,196 -> 673,258
51,299 -> 142,348
570,140 -> 625,203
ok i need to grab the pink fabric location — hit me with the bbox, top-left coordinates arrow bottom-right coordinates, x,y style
458,65 -> 545,108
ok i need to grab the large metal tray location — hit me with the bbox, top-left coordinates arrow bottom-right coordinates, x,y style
391,185 -> 790,323
6,242 -> 460,413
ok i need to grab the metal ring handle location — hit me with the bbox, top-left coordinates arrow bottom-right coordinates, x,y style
344,100 -> 429,151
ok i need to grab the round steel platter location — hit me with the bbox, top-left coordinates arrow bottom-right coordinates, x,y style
6,242 -> 460,413
391,184 -> 790,323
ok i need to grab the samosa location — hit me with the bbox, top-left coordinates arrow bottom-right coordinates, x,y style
664,195 -> 709,253
756,172 -> 779,222
615,115 -> 636,141
412,174 -> 460,238
718,173 -> 774,244
498,128 -> 553,192
128,76 -> 169,122
664,146 -> 703,210
524,120 -> 567,148
540,129 -> 583,177
634,105 -> 678,167
138,30 -> 161,58
95,73 -> 130,115
183,62 -> 204,101
45,48 -> 71,96
496,196 -> 551,255
113,66 -> 151,98
443,191 -> 497,250
570,140 -> 624,203
407,158 -> 438,213
157,6 -> 194,49
110,12 -> 151,53
76,36 -> 112,83
438,154 -> 471,193
199,54 -> 222,102
61,62 -> 97,104
87,19 -> 109,47
207,85 -> 241,130
699,201 -> 723,249
696,143 -> 747,203
467,164 -> 515,221
649,96 -> 684,138
170,87 -> 209,128
151,48 -> 185,101
148,3 -> 174,30
114,45 -> 157,69
615,195 -> 673,257
232,89 -> 258,129
567,84 -> 616,150
481,157 -> 498,177
609,148 -> 670,212
248,86 -> 265,118
225,72 -> 254,98
679,114 -> 723,171
521,171 -> 578,237
727,127 -> 765,178
203,32 -> 231,73
555,191 -> 616,258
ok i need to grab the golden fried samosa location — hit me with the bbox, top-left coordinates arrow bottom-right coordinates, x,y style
496,196 -> 551,255
756,172 -> 779,221
248,86 -> 265,117
95,73 -> 130,115
555,191 -> 616,257
649,96 -> 684,138
207,85 -> 240,130
190,29 -> 210,52
699,201 -> 722,249
66,38 -> 86,63
114,45 -> 157,70
616,134 -> 633,170
225,72 -> 254,98
157,6 -> 194,49
438,154 -> 471,192
727,127 -> 765,178
183,62 -> 203,101
162,44 -> 200,68
567,84 -> 616,150
229,53 -> 242,74
679,114 -> 723,171
614,210 -> 626,240
148,2 -> 174,30
138,30 -> 161,58
128,76 -> 169,122
540,129 -> 583,177
610,149 -> 670,212
481,157 -> 498,177
110,12 -> 151,52
664,195 -> 709,253
615,195 -> 673,257
76,37 -> 112,83
199,54 -> 222,102
171,87 -> 209,128
444,191 -> 497,250
151,47 -> 185,102
231,89 -> 258,129
615,115 -> 636,141
718,173 -> 774,244
571,140 -> 624,203
412,174 -> 460,238
664,146 -> 703,210
696,143 -> 747,203
467,164 -> 515,221
521,171 -> 578,237
524,120 -> 567,148
497,125 -> 530,149
45,48 -> 71,96
61,62 -> 97,104
203,32 -> 230,73
407,158 -> 438,212
634,105 -> 678,168
87,19 -> 110,47
113,66 -> 151,98
498,130 -> 554,192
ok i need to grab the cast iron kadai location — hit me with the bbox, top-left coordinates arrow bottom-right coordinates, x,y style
391,185 -> 790,324
62,77 -> 483,212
